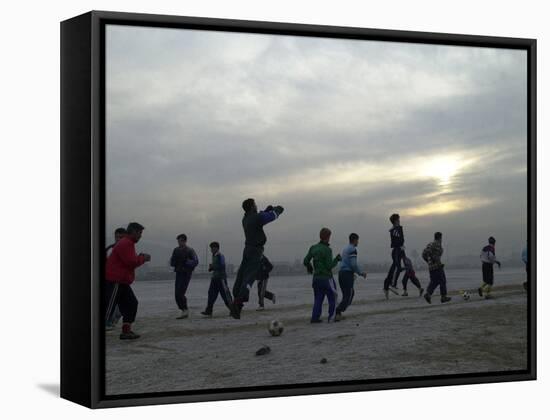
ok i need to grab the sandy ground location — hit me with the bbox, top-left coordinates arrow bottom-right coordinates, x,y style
105,268 -> 528,395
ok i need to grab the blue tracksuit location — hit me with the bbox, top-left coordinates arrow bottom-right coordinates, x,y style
205,252 -> 233,312
312,276 -> 338,322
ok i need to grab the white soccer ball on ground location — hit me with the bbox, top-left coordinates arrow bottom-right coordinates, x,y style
462,291 -> 471,301
268,319 -> 284,336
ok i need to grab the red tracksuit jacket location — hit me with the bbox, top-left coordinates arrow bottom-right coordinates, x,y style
105,237 -> 146,284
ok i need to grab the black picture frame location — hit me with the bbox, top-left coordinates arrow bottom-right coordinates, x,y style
60,10 -> 537,409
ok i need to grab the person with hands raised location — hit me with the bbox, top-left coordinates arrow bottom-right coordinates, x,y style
230,199 -> 284,319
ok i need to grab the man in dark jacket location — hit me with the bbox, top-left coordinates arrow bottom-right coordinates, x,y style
256,255 -> 276,310
170,233 -> 199,319
230,198 -> 284,319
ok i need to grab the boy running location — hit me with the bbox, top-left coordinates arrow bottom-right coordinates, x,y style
256,255 -> 276,311
401,255 -> 424,297
201,242 -> 233,317
230,199 -> 284,319
105,222 -> 151,340
383,213 -> 405,298
335,233 -> 367,321
422,232 -> 451,304
303,228 -> 341,323
170,234 -> 199,319
478,236 -> 501,299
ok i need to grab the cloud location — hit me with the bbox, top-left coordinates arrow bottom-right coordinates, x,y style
105,25 -> 528,264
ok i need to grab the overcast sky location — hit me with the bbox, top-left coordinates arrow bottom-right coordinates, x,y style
105,24 -> 527,266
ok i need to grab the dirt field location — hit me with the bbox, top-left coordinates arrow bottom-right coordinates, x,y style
105,268 -> 528,395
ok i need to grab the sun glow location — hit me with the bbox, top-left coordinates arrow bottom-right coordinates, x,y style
234,152 -> 479,200
228,150 -> 487,219
421,155 -> 466,187
404,197 -> 494,218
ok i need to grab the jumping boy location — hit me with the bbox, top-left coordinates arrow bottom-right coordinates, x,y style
303,227 -> 341,323
478,236 -> 501,299
170,233 -> 199,319
335,233 -> 367,321
201,242 -> 233,317
383,213 -> 405,299
256,255 -> 276,311
422,231 -> 451,304
230,199 -> 284,319
105,222 -> 151,340
401,254 -> 424,297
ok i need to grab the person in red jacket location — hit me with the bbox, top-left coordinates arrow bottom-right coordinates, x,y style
105,222 -> 151,340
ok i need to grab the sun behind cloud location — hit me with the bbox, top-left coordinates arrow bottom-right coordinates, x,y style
420,154 -> 474,189
404,197 -> 494,218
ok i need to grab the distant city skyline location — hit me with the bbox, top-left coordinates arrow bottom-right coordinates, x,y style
106,25 -> 527,266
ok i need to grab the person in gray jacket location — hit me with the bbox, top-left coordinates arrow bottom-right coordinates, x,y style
170,233 -> 199,319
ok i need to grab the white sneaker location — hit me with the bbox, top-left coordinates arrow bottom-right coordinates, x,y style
176,309 -> 189,319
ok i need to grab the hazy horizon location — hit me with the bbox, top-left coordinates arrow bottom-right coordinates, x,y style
105,25 -> 528,267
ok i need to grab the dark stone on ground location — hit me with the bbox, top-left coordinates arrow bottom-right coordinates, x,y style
255,346 -> 271,356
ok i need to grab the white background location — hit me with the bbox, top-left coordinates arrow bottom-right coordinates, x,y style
0,0 -> 547,418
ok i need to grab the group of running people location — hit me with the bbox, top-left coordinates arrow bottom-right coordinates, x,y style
104,198 -> 527,340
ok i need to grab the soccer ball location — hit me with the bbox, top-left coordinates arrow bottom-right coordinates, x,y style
268,320 -> 284,336
462,291 -> 471,301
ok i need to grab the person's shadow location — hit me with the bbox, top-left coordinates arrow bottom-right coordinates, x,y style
37,383 -> 59,397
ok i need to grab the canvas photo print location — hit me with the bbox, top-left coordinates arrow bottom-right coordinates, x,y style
103,23 -> 529,396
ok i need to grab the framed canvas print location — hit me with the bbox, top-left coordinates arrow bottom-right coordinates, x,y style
60,11 -> 536,408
